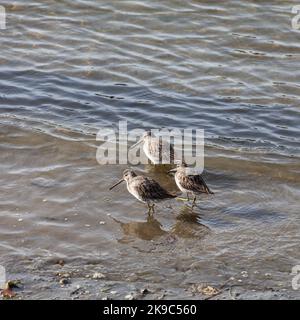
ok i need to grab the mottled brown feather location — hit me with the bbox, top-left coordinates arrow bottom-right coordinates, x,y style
133,177 -> 176,201
180,174 -> 214,194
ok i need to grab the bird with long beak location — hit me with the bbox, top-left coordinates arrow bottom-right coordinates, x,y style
130,131 -> 175,165
168,163 -> 214,206
109,169 -> 176,213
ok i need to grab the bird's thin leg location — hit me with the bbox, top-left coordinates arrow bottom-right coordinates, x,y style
147,203 -> 155,216
147,202 -> 152,214
151,203 -> 155,213
192,195 -> 197,207
187,192 -> 190,201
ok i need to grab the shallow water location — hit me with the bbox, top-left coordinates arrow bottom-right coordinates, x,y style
0,0 -> 300,299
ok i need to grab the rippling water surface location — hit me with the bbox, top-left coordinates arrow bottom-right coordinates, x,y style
0,1 -> 300,299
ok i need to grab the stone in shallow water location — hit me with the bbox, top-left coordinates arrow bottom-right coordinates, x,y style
92,272 -> 105,280
31,177 -> 58,188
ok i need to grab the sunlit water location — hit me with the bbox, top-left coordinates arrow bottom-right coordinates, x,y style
0,0 -> 300,299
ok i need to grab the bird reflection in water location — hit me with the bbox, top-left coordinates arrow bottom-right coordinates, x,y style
170,206 -> 210,239
111,206 -> 210,243
111,214 -> 167,243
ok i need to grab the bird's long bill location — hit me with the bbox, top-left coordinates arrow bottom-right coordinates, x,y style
109,179 -> 124,190
130,138 -> 143,149
167,168 -> 177,174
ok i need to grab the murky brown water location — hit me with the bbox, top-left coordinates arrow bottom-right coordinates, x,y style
0,1 -> 300,299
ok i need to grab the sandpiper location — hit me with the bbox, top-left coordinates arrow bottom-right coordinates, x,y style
109,169 -> 176,212
130,131 -> 175,165
169,163 -> 214,206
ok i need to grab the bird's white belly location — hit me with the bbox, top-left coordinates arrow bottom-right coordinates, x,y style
143,142 -> 159,164
175,175 -> 190,194
127,183 -> 146,203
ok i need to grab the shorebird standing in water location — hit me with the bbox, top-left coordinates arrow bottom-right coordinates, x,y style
169,163 -> 214,206
130,131 -> 175,165
109,169 -> 176,213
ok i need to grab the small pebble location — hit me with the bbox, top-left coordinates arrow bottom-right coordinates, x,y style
92,272 -> 105,279
56,259 -> 65,267
59,278 -> 69,286
265,273 -> 272,277
141,288 -> 150,295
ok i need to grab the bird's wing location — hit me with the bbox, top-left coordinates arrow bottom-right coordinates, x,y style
181,174 -> 214,194
136,177 -> 175,201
